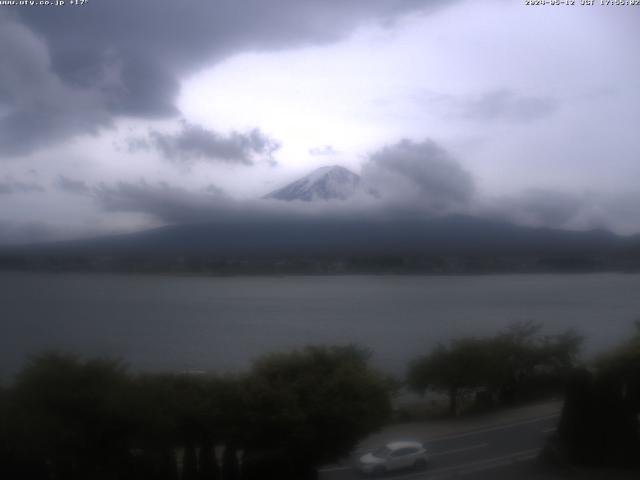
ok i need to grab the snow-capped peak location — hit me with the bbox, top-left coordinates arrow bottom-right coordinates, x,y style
265,165 -> 375,202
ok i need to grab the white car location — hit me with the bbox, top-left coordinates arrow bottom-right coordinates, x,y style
356,440 -> 429,475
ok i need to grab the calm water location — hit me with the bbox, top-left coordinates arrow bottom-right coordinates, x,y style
2,272 -> 640,380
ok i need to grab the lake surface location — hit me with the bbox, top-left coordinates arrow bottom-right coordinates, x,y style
1,272 -> 640,380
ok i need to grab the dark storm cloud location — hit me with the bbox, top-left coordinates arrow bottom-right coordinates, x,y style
56,176 -> 90,195
0,179 -> 45,195
3,0 -> 454,156
480,189 -> 640,234
362,139 -> 475,210
94,181 -> 232,224
0,14 -> 109,156
133,123 -> 280,165
508,190 -> 584,228
484,189 -> 585,229
89,167 -> 640,236
92,177 -> 373,225
459,90 -> 559,122
94,138 -> 476,224
99,52 -> 180,118
0,220 -> 54,245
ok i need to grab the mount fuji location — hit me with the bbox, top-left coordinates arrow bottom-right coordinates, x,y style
264,165 -> 377,202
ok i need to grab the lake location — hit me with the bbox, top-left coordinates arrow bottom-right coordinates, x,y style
1,272 -> 639,380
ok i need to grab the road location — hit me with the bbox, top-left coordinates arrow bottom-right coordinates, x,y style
318,411 -> 559,480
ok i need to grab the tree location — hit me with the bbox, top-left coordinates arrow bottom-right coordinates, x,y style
555,323 -> 640,467
407,338 -> 492,415
9,352 -> 132,480
127,372 -> 240,480
487,321 -> 582,403
408,322 -> 584,414
597,320 -> 640,401
241,345 -> 392,480
1,345 -> 389,480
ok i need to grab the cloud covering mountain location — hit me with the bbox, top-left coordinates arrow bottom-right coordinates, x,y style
0,1 -> 638,244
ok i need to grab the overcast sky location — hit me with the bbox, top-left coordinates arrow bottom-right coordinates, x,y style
0,0 -> 639,244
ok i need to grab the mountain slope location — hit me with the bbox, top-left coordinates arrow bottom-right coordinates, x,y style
264,165 -> 375,201
5,215 -> 634,259
3,211 -> 640,274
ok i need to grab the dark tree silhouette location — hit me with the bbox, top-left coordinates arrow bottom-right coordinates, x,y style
407,338 -> 491,415
198,440 -> 218,480
0,345 -> 390,480
222,443 -> 241,480
9,352 -> 133,480
242,345 -> 392,480
408,322 -> 583,415
555,323 -> 640,468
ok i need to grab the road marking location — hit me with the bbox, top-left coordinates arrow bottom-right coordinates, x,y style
430,443 -> 488,458
428,413 -> 559,442
541,427 -> 556,433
